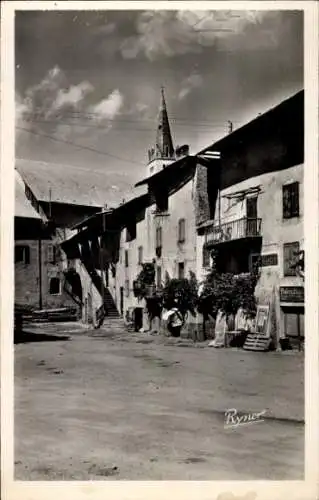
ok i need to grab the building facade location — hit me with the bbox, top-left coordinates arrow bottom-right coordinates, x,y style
196,91 -> 304,347
111,90 -> 200,331
14,163 -> 108,321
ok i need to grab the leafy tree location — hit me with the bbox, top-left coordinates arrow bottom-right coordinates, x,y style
162,271 -> 198,319
197,250 -> 260,319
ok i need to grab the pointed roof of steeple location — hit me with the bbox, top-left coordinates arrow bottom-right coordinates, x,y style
154,87 -> 175,159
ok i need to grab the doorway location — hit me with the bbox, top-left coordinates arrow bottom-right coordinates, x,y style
87,293 -> 93,324
120,286 -> 124,316
283,306 -> 304,351
246,196 -> 258,236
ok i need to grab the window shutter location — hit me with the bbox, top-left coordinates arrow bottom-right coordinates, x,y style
283,242 -> 300,276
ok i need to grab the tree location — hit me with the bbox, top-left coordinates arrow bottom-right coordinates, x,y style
197,251 -> 260,320
162,271 -> 198,320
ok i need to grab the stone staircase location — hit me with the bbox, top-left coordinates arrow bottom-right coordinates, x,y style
243,333 -> 270,352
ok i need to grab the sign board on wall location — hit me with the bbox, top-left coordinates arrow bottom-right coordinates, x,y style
280,286 -> 304,303
261,254 -> 278,266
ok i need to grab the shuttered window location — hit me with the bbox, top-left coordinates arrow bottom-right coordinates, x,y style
125,279 -> 130,298
283,242 -> 299,276
178,218 -> 186,243
283,182 -> 299,219
47,244 -> 56,264
138,246 -> 143,265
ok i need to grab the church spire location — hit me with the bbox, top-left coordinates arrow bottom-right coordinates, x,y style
154,86 -> 175,160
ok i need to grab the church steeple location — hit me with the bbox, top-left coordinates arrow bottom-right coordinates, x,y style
155,86 -> 174,159
148,87 -> 175,167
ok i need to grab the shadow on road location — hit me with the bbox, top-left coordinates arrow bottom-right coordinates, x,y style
14,330 -> 70,344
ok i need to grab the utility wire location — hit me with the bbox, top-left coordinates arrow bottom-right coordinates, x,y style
16,125 -> 145,166
22,108 -> 239,126
20,116 -> 229,132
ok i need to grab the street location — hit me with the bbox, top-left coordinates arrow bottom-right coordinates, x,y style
15,322 -> 304,481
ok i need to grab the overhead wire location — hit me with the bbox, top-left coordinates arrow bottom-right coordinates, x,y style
16,125 -> 145,165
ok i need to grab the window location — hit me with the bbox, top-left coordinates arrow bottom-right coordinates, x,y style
283,242 -> 300,276
125,279 -> 130,298
15,245 -> 30,264
47,244 -> 57,264
178,218 -> 186,243
126,223 -> 136,242
246,196 -> 257,219
155,227 -> 162,249
157,266 -> 162,289
283,182 -> 299,219
138,246 -> 143,265
125,250 -> 129,268
178,262 -> 185,279
49,277 -> 61,295
202,246 -> 211,268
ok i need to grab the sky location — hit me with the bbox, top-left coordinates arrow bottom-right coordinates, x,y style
15,9 -> 303,203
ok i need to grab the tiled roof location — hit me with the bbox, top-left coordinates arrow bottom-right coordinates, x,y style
16,158 -> 128,208
15,171 -> 41,220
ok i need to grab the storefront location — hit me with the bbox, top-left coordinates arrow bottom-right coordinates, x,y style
279,286 -> 304,351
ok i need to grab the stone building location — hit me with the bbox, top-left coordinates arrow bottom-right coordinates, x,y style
15,160 -> 113,320
196,90 -> 304,348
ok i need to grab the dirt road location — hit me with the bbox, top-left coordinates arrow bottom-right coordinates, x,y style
15,324 -> 304,480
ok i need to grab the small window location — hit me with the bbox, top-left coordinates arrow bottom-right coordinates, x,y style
49,277 -> 61,295
283,242 -> 300,276
125,250 -> 129,268
47,244 -> 57,264
138,246 -> 143,265
15,245 -> 30,265
125,279 -> 130,298
155,227 -> 162,249
157,266 -> 162,289
178,262 -> 185,280
178,218 -> 186,243
283,182 -> 299,219
202,246 -> 211,268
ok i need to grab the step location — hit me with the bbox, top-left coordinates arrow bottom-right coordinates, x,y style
243,334 -> 270,351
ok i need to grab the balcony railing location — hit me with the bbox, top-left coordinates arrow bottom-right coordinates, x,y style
205,217 -> 262,245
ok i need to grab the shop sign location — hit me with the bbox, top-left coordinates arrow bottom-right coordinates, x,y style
261,254 -> 278,266
280,286 -> 304,303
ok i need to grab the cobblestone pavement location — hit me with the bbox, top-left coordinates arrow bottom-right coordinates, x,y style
15,321 -> 304,480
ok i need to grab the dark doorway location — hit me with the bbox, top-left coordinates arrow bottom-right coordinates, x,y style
246,196 -> 257,218
120,286 -> 124,316
178,262 -> 185,279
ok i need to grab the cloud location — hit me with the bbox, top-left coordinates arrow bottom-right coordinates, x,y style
88,89 -> 123,121
120,10 -> 279,60
16,66 -> 124,145
178,73 -> 203,100
53,81 -> 94,110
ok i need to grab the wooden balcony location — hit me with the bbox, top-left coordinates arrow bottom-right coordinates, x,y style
204,217 -> 262,246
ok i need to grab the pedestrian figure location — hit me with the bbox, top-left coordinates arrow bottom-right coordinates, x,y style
166,307 -> 184,337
